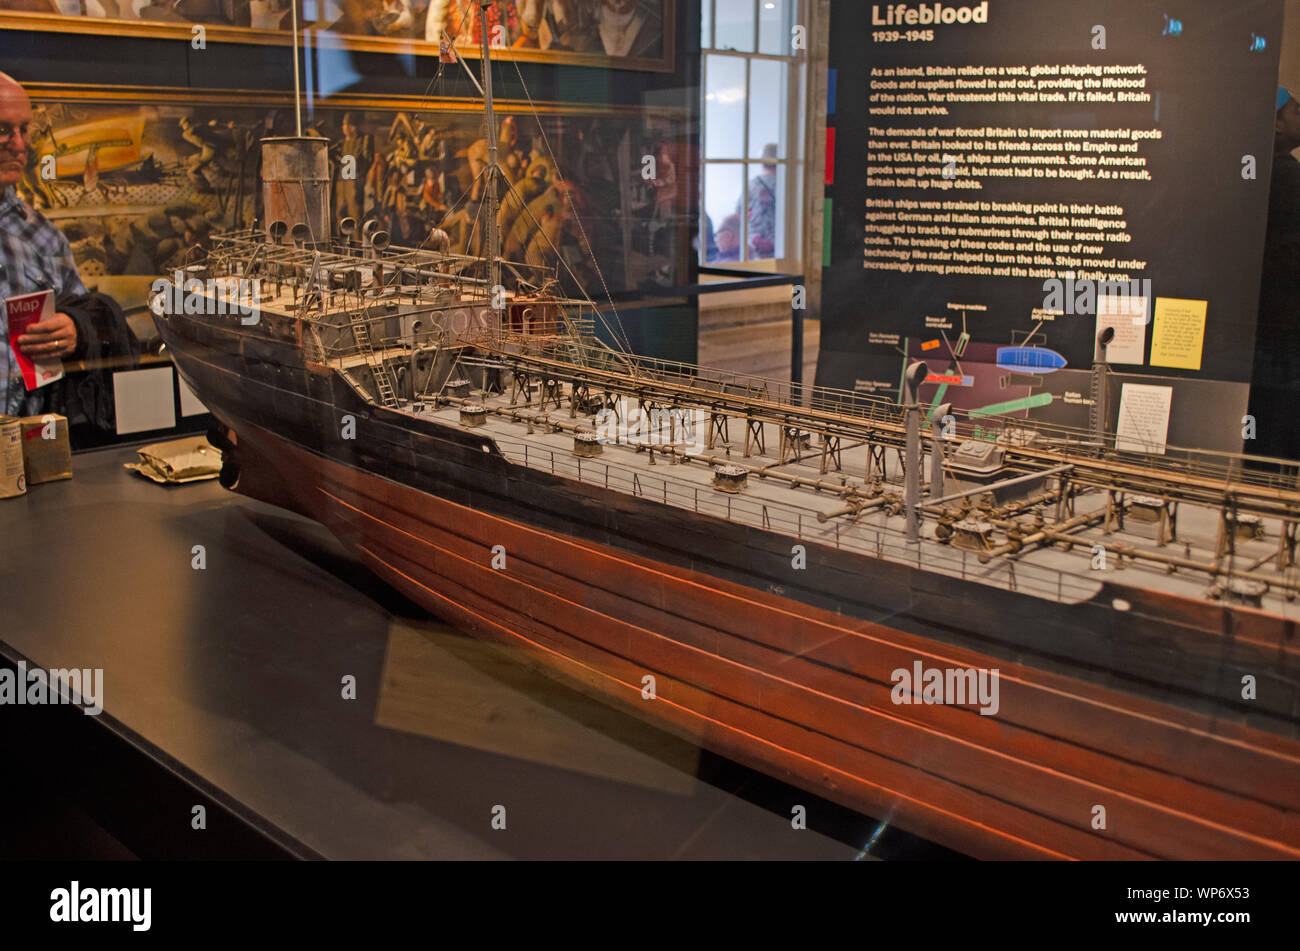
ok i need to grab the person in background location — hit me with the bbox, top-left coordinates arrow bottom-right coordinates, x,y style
0,71 -> 89,418
516,0 -> 600,51
418,163 -> 445,217
713,214 -> 741,263
594,0 -> 659,59
645,141 -> 676,257
467,115 -> 519,201
699,212 -> 718,263
378,166 -> 408,244
440,0 -> 522,47
178,116 -> 231,194
1249,86 -> 1300,462
333,112 -> 374,224
745,143 -> 779,259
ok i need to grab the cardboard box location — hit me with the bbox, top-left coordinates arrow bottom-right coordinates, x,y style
0,415 -> 25,498
19,413 -> 72,485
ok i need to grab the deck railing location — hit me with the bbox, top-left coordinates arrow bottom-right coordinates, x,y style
492,434 -> 1101,606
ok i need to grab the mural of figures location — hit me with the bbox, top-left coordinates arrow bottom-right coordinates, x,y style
0,0 -> 671,70
21,92 -> 691,298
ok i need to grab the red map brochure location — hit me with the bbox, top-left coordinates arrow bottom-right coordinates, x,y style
6,289 -> 64,390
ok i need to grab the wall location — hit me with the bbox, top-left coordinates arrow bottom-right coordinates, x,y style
0,1 -> 703,365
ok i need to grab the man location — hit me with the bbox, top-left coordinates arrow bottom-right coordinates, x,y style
744,143 -> 779,259
594,0 -> 660,59
333,112 -> 374,224
516,0 -> 601,51
179,116 -> 235,194
712,214 -> 741,263
330,0 -> 414,36
467,115 -> 520,201
0,71 -> 88,418
438,0 -> 522,47
1249,87 -> 1300,461
418,164 -> 444,217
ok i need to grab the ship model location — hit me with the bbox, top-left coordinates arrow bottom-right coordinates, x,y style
152,25 -> 1300,861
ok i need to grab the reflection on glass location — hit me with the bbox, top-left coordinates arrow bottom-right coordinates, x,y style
10,0 -> 670,64
758,0 -> 796,55
748,58 -> 784,159
714,0 -> 756,52
703,164 -> 744,263
702,0 -> 713,47
705,54 -> 747,159
745,159 -> 782,260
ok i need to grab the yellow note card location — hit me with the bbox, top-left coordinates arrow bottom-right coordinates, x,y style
1150,298 -> 1207,370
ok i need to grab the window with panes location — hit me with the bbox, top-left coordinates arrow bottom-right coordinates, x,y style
700,0 -> 807,269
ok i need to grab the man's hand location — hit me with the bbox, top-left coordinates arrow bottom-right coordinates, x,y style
16,312 -> 78,360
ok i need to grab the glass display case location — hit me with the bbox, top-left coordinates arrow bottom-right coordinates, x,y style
2,0 -> 1300,876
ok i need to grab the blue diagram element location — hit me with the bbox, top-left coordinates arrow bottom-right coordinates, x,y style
1162,14 -> 1182,36
1250,33 -> 1266,51
996,347 -> 1068,374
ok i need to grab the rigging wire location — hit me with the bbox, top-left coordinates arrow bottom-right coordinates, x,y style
496,172 -> 637,369
434,161 -> 492,253
506,54 -> 638,362
463,176 -> 485,269
414,5 -> 637,363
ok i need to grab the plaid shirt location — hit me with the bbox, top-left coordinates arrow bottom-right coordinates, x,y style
744,170 -> 777,257
0,187 -> 86,416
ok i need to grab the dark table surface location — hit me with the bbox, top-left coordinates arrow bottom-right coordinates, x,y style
0,442 -> 889,860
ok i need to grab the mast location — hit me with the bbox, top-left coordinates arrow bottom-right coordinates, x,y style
290,0 -> 303,136
480,2 -> 501,295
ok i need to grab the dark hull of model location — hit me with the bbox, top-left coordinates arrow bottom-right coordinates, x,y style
156,312 -> 1300,859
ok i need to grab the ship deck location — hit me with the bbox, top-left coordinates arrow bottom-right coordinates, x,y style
398,388 -> 1300,619
182,256 -> 1300,619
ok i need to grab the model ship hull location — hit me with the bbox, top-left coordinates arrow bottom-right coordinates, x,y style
157,311 -> 1300,860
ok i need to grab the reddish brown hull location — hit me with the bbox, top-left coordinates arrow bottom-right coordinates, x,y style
229,419 -> 1300,861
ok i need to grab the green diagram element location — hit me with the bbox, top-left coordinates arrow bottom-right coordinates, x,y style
967,392 -> 1054,419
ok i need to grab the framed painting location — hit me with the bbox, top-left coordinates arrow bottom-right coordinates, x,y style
0,1 -> 675,72
20,83 -> 693,303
